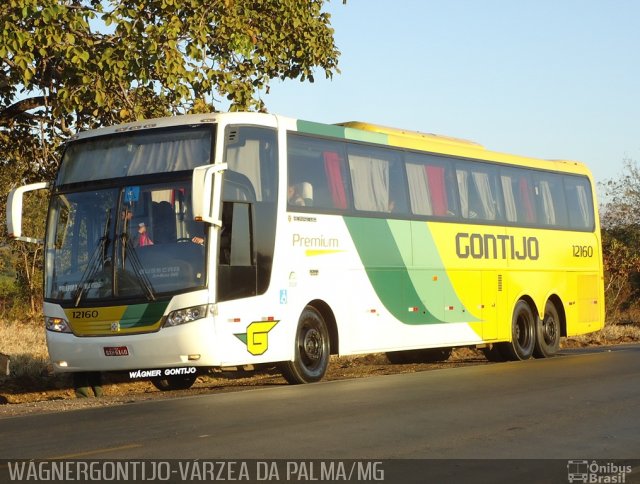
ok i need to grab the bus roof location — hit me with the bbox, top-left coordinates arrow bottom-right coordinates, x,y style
67,112 -> 592,178
330,120 -> 590,177
337,121 -> 484,149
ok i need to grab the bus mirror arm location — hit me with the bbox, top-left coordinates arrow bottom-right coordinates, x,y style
192,163 -> 228,228
6,182 -> 50,243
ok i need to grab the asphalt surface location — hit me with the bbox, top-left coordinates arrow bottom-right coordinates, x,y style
1,344 -> 639,483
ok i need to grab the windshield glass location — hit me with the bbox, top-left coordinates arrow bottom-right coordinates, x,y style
57,126 -> 212,185
45,181 -> 207,303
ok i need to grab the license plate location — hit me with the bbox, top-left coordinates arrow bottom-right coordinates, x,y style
103,346 -> 129,356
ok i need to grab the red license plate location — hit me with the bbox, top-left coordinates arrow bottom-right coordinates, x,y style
103,346 -> 129,356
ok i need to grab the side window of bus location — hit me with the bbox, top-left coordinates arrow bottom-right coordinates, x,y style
532,172 -> 569,227
405,153 -> 457,217
564,176 -> 594,230
346,145 -> 408,214
287,134 -> 350,210
456,162 -> 502,221
224,126 -> 278,202
499,168 -> 536,224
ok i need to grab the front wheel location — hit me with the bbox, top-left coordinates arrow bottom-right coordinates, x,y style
502,300 -> 536,361
280,307 -> 330,384
534,301 -> 561,358
151,373 -> 197,391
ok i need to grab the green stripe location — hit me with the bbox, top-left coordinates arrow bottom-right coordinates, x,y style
121,301 -> 169,329
296,120 -> 388,145
344,217 -> 477,325
344,217 -> 439,324
402,221 -> 478,323
297,120 -> 346,138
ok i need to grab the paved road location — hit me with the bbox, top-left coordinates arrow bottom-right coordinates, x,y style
1,345 -> 639,482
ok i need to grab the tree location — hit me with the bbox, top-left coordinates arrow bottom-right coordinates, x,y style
1,0 -> 340,185
1,0 -> 339,127
600,158 -> 640,322
600,158 -> 640,230
0,0 -> 340,316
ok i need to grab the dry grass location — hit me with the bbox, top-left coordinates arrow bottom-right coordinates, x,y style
1,317 -> 639,381
0,318 -> 50,378
0,317 -> 639,409
564,321 -> 640,347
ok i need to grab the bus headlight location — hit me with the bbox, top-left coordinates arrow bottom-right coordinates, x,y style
45,317 -> 71,333
164,305 -> 210,327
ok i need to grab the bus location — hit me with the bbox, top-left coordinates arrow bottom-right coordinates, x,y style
6,112 -> 605,390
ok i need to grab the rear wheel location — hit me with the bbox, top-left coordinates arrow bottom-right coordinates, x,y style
502,300 -> 536,361
151,373 -> 197,391
534,300 -> 561,358
280,307 -> 330,384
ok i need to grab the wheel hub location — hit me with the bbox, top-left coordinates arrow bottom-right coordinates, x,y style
543,316 -> 557,344
303,328 -> 322,361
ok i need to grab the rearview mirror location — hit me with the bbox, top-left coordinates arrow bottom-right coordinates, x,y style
192,163 -> 228,227
6,182 -> 50,243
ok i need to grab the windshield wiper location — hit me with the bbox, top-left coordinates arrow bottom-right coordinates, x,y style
120,233 -> 156,301
73,209 -> 111,307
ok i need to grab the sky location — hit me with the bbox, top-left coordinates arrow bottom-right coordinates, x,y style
260,0 -> 640,193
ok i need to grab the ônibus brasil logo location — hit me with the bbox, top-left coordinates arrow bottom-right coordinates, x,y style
567,460 -> 632,483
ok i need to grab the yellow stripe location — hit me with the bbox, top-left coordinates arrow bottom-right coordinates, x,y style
64,305 -> 163,336
305,249 -> 345,257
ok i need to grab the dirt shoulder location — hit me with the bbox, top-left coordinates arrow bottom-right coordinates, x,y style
3,332 -> 637,419
0,348 -> 489,418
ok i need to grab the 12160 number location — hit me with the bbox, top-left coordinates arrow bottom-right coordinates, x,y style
572,245 -> 593,258
71,310 -> 99,319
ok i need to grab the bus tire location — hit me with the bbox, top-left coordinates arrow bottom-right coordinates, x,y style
151,374 -> 197,391
534,300 -> 561,358
503,300 -> 536,361
280,306 -> 330,384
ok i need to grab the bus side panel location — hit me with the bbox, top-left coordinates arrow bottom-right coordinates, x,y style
430,223 -> 604,343
338,217 -> 484,353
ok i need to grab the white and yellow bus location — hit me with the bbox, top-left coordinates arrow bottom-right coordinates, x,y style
7,112 -> 604,389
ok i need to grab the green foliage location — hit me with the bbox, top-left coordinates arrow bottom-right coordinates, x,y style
600,159 -> 640,230
0,0 -> 340,316
0,276 -> 23,318
1,0 -> 339,174
601,231 -> 640,321
1,0 -> 339,129
600,159 -> 640,322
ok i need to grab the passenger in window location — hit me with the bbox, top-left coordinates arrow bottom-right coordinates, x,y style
135,222 -> 154,247
288,185 -> 305,206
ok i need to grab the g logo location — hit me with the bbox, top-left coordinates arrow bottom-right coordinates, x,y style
234,321 -> 279,355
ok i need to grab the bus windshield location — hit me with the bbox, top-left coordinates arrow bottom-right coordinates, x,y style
57,126 -> 212,185
45,181 -> 207,303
